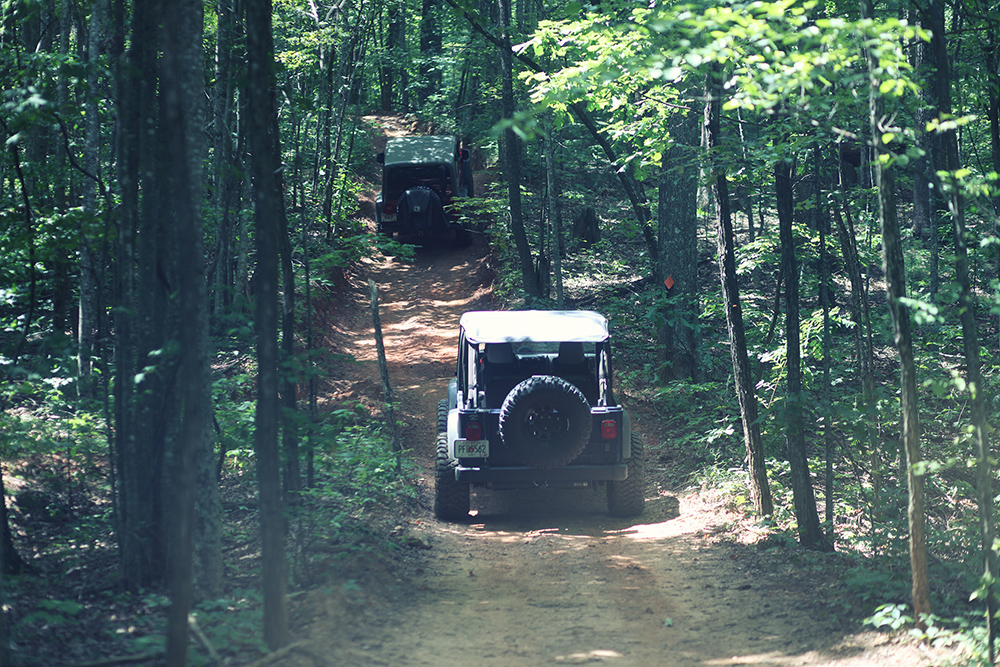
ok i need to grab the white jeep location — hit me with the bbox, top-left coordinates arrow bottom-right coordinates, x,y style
435,310 -> 645,520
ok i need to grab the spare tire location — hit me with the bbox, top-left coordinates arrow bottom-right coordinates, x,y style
499,375 -> 591,469
398,186 -> 444,232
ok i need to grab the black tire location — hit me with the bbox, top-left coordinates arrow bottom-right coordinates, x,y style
437,399 -> 449,436
461,159 -> 475,197
453,226 -> 473,248
499,375 -> 591,469
607,433 -> 645,518
434,434 -> 470,521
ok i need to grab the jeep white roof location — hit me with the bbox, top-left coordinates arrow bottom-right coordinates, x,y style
459,310 -> 610,344
383,135 -> 457,167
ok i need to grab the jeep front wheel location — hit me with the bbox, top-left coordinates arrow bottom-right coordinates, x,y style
499,375 -> 591,469
607,433 -> 645,518
434,434 -> 470,521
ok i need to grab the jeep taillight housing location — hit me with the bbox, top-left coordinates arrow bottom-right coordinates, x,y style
601,420 -> 618,440
384,200 -> 398,214
465,421 -> 483,440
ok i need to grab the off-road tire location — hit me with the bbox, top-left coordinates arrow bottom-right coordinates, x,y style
607,433 -> 645,517
499,375 -> 591,469
453,226 -> 473,248
434,434 -> 470,521
461,159 -> 475,197
437,399 -> 449,436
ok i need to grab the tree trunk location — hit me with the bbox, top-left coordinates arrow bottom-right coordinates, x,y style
280,200 -> 300,497
246,0 -> 290,649
497,0 -> 537,298
160,0 -> 211,660
114,0 -> 161,592
929,0 -> 997,652
418,0 -> 442,107
544,120 -> 564,308
656,110 -> 699,383
706,67 -> 773,517
776,158 -> 830,552
79,0 -> 104,399
863,0 -> 931,623
832,155 -> 880,548
816,147 -> 835,544
210,0 -> 239,327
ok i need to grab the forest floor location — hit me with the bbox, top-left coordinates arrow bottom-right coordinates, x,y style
281,124 -> 965,666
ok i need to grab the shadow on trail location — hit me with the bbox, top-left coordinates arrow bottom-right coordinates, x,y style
464,486 -> 681,538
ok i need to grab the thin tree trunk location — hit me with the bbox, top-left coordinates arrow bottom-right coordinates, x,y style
776,158 -> 831,552
369,281 -> 403,471
706,67 -> 773,517
929,0 -> 997,652
544,120 -> 564,308
79,0 -> 104,399
277,98 -> 299,496
832,157 -> 880,549
863,0 -> 930,623
817,148 -> 835,544
210,0 -> 239,326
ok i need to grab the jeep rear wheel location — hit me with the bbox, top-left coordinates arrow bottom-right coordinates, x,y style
434,434 -> 470,521
437,399 -> 449,436
607,433 -> 645,517
453,226 -> 473,248
499,375 -> 591,469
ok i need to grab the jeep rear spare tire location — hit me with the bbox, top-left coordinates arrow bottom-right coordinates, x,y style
499,375 -> 591,469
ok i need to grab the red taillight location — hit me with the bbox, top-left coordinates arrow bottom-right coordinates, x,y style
384,200 -> 398,214
601,420 -> 618,440
465,421 -> 483,440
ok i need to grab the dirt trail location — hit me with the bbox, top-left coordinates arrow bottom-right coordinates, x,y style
291,234 -> 959,667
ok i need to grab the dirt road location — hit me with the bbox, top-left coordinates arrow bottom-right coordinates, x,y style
295,232 -> 955,666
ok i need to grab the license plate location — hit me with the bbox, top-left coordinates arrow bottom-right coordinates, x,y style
455,439 -> 489,458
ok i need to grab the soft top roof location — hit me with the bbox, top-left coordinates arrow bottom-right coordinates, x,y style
383,135 -> 457,167
460,310 -> 610,344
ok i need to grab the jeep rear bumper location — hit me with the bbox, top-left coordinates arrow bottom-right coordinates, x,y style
455,463 -> 628,484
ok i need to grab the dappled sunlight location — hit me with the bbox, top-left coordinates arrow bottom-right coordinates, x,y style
701,652 -> 807,665
553,649 -> 624,662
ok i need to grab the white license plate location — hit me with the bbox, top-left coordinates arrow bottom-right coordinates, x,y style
455,439 -> 489,458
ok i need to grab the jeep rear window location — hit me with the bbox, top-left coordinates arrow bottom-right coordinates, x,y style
510,342 -> 596,356
384,165 -> 451,199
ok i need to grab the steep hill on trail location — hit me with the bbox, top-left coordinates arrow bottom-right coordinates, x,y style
281,118 -> 961,665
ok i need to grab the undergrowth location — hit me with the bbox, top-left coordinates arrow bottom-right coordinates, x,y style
2,389 -> 417,665
488,177 -> 1000,662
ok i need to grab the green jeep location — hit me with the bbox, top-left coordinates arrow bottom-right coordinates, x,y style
376,135 -> 474,245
